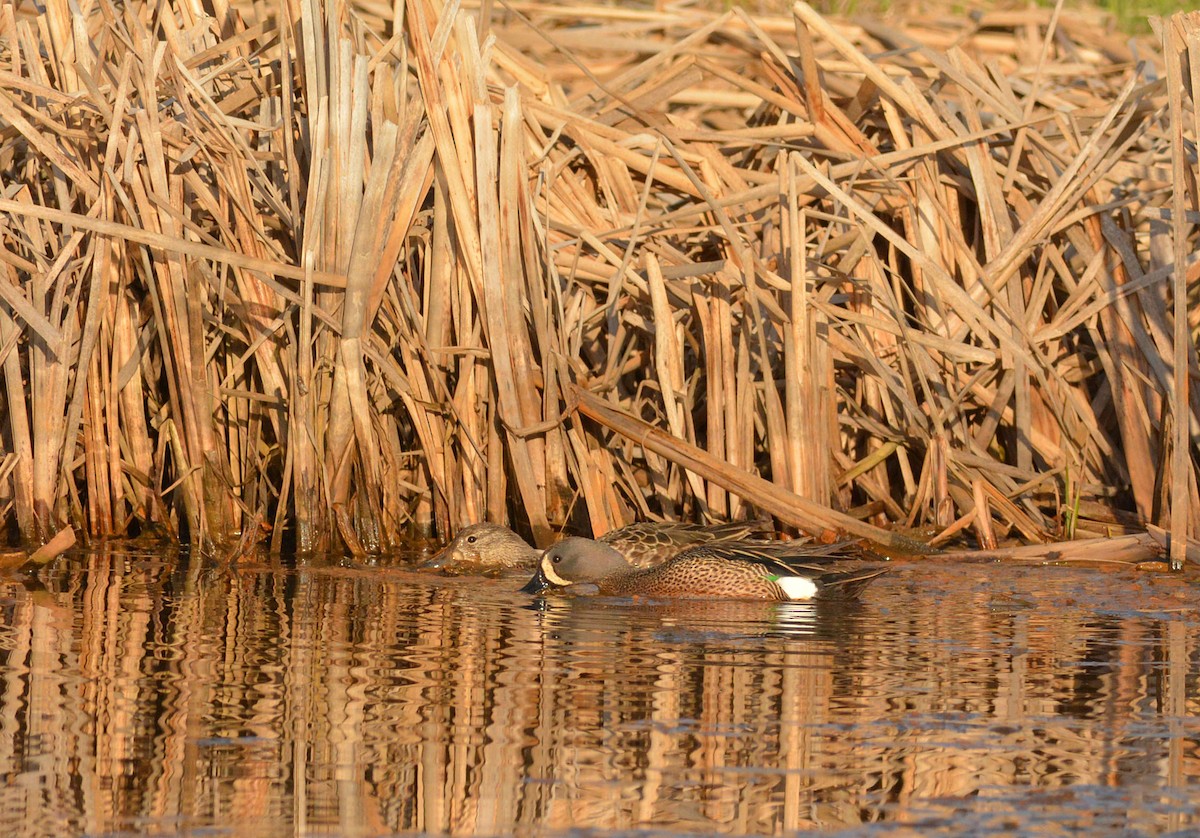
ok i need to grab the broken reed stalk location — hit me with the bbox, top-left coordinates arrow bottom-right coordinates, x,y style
1164,12 -> 1200,570
572,385 -> 928,554
0,0 -> 1197,562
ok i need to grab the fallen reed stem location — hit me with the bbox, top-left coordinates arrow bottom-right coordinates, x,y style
0,0 -> 1195,563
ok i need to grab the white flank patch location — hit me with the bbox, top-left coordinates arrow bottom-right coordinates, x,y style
777,576 -> 818,600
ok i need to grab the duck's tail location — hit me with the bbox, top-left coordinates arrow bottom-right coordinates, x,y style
812,565 -> 890,600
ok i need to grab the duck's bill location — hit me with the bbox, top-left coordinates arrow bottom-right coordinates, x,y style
419,547 -> 452,571
520,568 -> 550,594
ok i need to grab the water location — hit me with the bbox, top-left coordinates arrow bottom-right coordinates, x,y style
0,550 -> 1196,836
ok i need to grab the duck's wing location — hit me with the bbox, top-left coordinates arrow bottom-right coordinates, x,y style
602,519 -> 774,567
675,539 -> 860,568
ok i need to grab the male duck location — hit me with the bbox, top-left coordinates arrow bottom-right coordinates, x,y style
520,537 -> 887,601
424,519 -> 771,575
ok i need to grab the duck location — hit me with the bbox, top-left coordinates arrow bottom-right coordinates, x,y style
519,536 -> 888,601
423,519 -> 772,575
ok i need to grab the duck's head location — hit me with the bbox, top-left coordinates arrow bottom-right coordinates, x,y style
519,537 -> 632,594
422,523 -> 539,575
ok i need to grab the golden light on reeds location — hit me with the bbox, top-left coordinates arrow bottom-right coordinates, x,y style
0,0 -> 1196,560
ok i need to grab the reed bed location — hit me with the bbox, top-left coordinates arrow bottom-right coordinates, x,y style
0,0 -> 1197,560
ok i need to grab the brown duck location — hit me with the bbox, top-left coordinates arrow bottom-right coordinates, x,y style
520,537 -> 888,601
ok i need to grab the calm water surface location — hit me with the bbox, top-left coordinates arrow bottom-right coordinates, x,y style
0,550 -> 1197,836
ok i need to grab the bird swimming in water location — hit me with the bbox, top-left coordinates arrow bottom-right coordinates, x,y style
520,536 -> 888,601
423,519 -> 773,575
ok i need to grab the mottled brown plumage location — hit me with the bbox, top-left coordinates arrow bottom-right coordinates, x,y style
423,519 -> 772,575
422,524 -> 539,574
601,520 -> 773,567
521,537 -> 888,601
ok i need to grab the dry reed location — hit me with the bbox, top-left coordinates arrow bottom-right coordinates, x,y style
0,0 -> 1197,561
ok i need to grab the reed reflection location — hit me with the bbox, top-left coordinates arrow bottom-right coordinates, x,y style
0,555 -> 1193,836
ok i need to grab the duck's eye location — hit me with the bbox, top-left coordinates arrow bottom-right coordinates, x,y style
466,535 -> 477,544
552,555 -> 562,564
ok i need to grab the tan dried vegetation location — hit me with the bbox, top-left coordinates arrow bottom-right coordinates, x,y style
0,0 -> 1197,564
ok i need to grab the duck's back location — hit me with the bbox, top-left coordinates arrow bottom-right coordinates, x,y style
601,520 -> 772,568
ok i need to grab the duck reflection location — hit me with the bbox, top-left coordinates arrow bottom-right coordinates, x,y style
0,554 -> 1195,836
